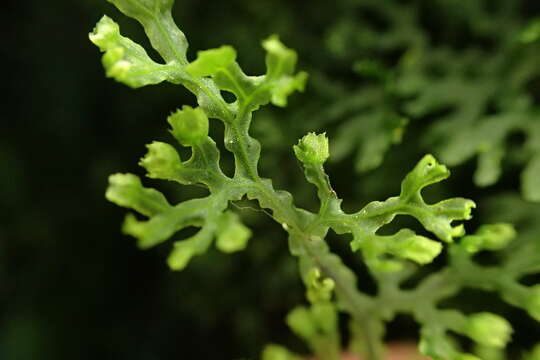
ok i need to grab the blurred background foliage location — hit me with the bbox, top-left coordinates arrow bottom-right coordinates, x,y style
3,0 -> 540,359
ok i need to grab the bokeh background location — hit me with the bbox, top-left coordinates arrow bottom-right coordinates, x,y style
3,0 -> 540,359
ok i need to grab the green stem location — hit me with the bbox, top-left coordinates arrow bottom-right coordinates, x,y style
191,74 -> 384,360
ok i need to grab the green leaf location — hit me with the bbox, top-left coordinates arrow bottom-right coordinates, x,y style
167,224 -> 215,270
139,137 -> 226,189
167,106 -> 209,146
319,155 -> 474,270
400,154 -> 451,201
121,196 -> 221,249
398,155 -> 476,242
89,16 -> 178,88
184,36 -> 307,111
105,0 -> 188,63
185,45 -> 258,108
185,46 -> 237,78
385,230 -> 442,265
262,35 -> 298,80
95,4 -> 540,359
326,88 -> 408,173
215,211 -> 252,253
520,18 -> 540,43
350,230 -> 442,271
268,71 -> 308,107
261,345 -> 301,360
262,35 -> 309,106
139,141 -> 182,180
465,313 -> 513,348
419,326 -> 462,360
105,173 -> 170,217
286,306 -> 317,339
460,224 -> 516,253
106,168 -> 234,264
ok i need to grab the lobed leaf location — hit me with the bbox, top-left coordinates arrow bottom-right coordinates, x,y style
105,173 -> 170,216
105,0 -> 188,63
215,211 -> 252,253
185,35 -> 307,112
306,154 -> 476,271
89,16 -> 178,88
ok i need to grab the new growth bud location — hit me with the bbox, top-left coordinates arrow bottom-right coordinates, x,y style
465,312 -> 512,348
305,267 -> 335,303
168,106 -> 209,146
89,16 -> 119,49
139,141 -> 182,180
294,132 -> 329,165
89,16 -> 133,82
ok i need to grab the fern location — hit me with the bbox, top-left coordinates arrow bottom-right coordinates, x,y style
90,1 -> 540,359
321,0 -> 540,201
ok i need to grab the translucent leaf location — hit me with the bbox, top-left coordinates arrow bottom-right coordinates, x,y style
459,224 -> 516,253
185,46 -> 237,78
89,16 -> 178,88
121,196 -> 220,249
106,169 -> 236,267
381,229 -> 442,265
184,35 -> 307,110
167,225 -> 215,270
261,35 -> 309,106
465,313 -> 513,348
398,155 -> 476,242
105,173 -> 170,217
105,0 -> 188,63
286,307 -> 317,339
321,155 -> 474,270
261,345 -> 301,360
215,211 -> 252,253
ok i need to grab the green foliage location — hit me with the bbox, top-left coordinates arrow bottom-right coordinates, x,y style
321,0 -> 540,202
91,0 -> 540,359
